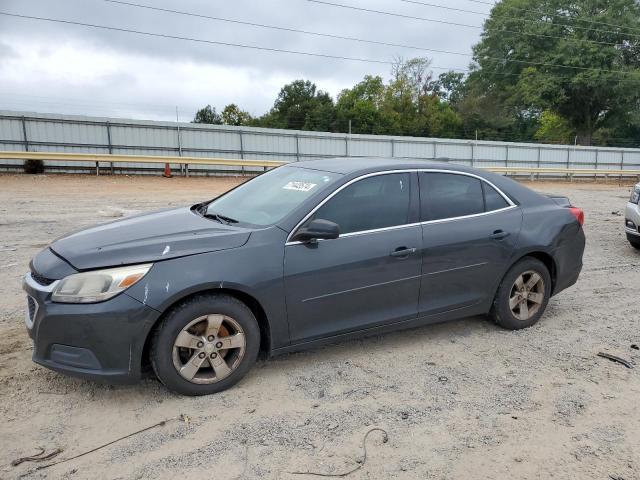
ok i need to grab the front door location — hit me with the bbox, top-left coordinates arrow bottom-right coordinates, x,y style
284,172 -> 422,343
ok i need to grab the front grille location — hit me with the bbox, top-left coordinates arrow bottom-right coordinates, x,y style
27,296 -> 36,319
31,271 -> 56,286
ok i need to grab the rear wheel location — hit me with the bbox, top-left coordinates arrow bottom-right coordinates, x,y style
489,257 -> 551,330
150,293 -> 260,396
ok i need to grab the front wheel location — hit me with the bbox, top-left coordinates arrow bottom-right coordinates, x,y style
489,257 -> 552,330
150,293 -> 260,396
628,236 -> 640,250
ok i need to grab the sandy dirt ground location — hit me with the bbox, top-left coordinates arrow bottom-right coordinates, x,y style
0,173 -> 639,480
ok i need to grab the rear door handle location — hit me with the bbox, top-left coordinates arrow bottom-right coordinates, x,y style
390,247 -> 417,258
490,230 -> 510,240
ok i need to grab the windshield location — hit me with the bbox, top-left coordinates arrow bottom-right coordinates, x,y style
205,166 -> 340,226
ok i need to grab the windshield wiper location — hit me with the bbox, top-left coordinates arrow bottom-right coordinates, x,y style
203,211 -> 239,225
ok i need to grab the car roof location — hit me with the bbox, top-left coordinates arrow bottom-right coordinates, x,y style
287,156 -> 549,207
289,157 -> 468,175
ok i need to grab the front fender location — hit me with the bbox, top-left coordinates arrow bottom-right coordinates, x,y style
125,227 -> 290,350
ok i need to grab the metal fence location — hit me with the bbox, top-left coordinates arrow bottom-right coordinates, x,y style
1,110 -> 640,176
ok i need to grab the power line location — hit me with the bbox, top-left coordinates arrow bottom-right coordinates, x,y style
397,0 -> 640,38
2,10 -> 640,85
103,0 -> 470,58
306,0 -> 627,47
446,0 -> 640,34
104,0 -> 640,77
0,11 -> 389,65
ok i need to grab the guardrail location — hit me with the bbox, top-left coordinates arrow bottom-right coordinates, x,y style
487,166 -> 640,182
1,151 -> 640,179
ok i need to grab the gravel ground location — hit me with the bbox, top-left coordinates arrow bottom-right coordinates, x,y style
0,173 -> 639,480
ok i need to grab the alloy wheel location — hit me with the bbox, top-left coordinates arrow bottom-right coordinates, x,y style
172,314 -> 246,384
509,270 -> 545,321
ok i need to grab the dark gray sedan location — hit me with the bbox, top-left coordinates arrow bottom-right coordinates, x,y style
23,158 -> 585,395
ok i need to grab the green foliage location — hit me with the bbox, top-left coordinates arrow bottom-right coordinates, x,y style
221,104 -> 252,126
430,72 -> 465,105
334,62 -> 463,137
534,111 -> 575,143
192,105 -> 222,125
255,80 -> 336,131
335,76 -> 390,134
469,0 -> 640,144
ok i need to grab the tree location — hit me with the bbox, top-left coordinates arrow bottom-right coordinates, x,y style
221,104 -> 252,126
429,71 -> 465,105
257,80 -> 336,131
383,57 -> 463,137
455,72 -> 539,142
390,56 -> 433,103
334,59 -> 463,137
534,110 -> 575,143
193,105 -> 222,124
469,0 -> 640,144
335,75 -> 390,134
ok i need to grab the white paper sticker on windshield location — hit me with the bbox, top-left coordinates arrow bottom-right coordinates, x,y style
283,181 -> 317,192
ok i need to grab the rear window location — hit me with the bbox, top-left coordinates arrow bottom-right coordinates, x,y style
420,172 -> 484,221
483,183 -> 510,211
420,172 -> 511,221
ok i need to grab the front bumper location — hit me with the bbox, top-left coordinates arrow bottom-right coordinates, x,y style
625,201 -> 640,238
23,273 -> 161,384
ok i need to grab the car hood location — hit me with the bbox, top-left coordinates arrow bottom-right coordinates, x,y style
50,207 -> 251,270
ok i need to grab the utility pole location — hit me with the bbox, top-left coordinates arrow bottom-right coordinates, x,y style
176,106 -> 184,176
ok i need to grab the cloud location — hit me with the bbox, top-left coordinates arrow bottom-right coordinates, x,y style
0,0 -> 484,120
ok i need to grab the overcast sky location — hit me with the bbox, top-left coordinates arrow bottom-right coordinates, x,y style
0,0 -> 488,121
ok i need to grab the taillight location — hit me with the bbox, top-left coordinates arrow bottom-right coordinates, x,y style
569,207 -> 584,226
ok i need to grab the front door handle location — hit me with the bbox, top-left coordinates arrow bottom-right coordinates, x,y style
390,247 -> 417,258
490,230 -> 510,240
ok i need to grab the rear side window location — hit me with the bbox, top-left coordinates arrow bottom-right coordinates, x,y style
483,183 -> 510,211
420,173 -> 484,221
309,173 -> 411,234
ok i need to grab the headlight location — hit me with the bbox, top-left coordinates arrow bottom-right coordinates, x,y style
631,185 -> 640,204
51,264 -> 152,303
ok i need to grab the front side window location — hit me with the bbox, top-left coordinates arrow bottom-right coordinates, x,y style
205,166 -> 340,226
308,173 -> 411,235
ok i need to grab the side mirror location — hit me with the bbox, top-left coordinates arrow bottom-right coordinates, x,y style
292,219 -> 340,242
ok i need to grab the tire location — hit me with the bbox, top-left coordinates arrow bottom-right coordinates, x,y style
629,239 -> 640,250
489,257 -> 552,330
150,293 -> 260,396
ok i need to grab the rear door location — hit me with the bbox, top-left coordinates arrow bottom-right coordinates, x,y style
284,172 -> 422,343
418,172 -> 522,316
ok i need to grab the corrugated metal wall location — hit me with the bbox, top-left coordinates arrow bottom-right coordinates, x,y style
2,110 -> 640,175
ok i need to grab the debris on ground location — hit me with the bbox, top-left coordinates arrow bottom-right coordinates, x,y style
289,427 -> 389,477
25,419 -> 173,473
11,448 -> 62,466
597,352 -> 634,369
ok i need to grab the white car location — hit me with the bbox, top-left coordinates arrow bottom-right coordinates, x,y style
626,183 -> 640,250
